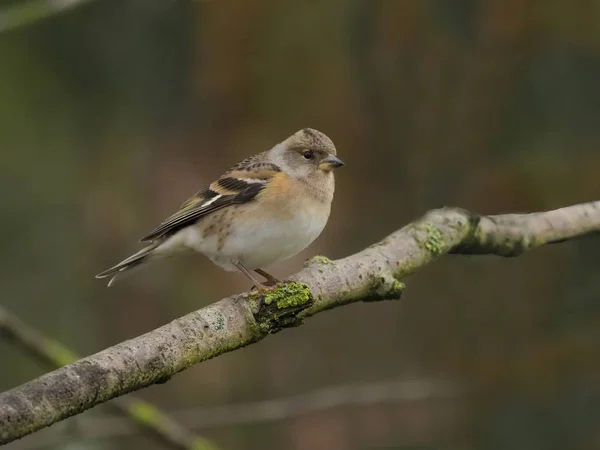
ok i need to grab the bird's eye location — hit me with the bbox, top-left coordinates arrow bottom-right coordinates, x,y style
302,150 -> 314,160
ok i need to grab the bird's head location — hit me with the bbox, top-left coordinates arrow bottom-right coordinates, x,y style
269,128 -> 344,180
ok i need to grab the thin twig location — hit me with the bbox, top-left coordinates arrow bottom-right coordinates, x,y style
0,306 -> 218,450
6,378 -> 459,449
0,0 -> 95,34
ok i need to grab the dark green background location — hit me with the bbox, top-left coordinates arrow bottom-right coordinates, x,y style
1,1 -> 599,449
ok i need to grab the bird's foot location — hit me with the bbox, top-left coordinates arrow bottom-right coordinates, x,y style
254,268 -> 280,287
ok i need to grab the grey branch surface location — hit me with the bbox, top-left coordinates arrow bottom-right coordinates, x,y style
1,201 -> 599,444
0,306 -> 217,450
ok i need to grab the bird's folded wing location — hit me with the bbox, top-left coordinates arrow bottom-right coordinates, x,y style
139,163 -> 280,242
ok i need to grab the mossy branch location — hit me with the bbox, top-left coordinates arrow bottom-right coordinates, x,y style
1,201 -> 599,445
0,306 -> 218,450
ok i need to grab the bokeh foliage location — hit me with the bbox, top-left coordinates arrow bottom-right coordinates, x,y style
1,1 -> 599,449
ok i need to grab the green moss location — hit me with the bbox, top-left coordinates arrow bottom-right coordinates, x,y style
422,223 -> 444,255
366,275 -> 405,301
389,279 -> 406,297
250,282 -> 314,334
248,298 -> 259,310
263,282 -> 311,309
304,255 -> 333,267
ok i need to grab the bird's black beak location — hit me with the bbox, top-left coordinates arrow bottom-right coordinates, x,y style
319,155 -> 345,171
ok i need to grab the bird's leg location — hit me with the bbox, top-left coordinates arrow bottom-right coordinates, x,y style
254,268 -> 281,287
232,260 -> 269,291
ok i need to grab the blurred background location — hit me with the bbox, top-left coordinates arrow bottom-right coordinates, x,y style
1,0 -> 600,449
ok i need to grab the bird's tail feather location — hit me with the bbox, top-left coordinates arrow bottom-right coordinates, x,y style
96,243 -> 159,287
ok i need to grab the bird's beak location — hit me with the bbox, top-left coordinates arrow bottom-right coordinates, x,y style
319,155 -> 345,171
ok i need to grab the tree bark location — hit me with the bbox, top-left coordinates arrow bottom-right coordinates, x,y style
1,202 -> 599,444
0,306 -> 216,450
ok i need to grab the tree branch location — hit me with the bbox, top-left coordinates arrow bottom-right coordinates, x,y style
1,201 -> 599,444
0,306 -> 218,450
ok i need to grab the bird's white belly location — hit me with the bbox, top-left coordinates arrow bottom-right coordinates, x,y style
176,207 -> 328,271
219,212 -> 327,270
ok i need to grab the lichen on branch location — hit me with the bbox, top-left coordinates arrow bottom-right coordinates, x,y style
1,201 -> 599,445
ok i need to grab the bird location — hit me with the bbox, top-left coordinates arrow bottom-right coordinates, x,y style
96,128 -> 344,289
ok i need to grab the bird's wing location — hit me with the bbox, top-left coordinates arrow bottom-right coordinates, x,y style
139,160 -> 281,242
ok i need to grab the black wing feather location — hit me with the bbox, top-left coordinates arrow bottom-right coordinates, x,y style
140,182 -> 265,242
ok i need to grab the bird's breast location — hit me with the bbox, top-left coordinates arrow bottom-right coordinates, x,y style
199,194 -> 329,270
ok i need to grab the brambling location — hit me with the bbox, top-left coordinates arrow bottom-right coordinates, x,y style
96,128 -> 344,289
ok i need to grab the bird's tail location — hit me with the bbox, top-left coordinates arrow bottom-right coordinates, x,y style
96,243 -> 160,287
